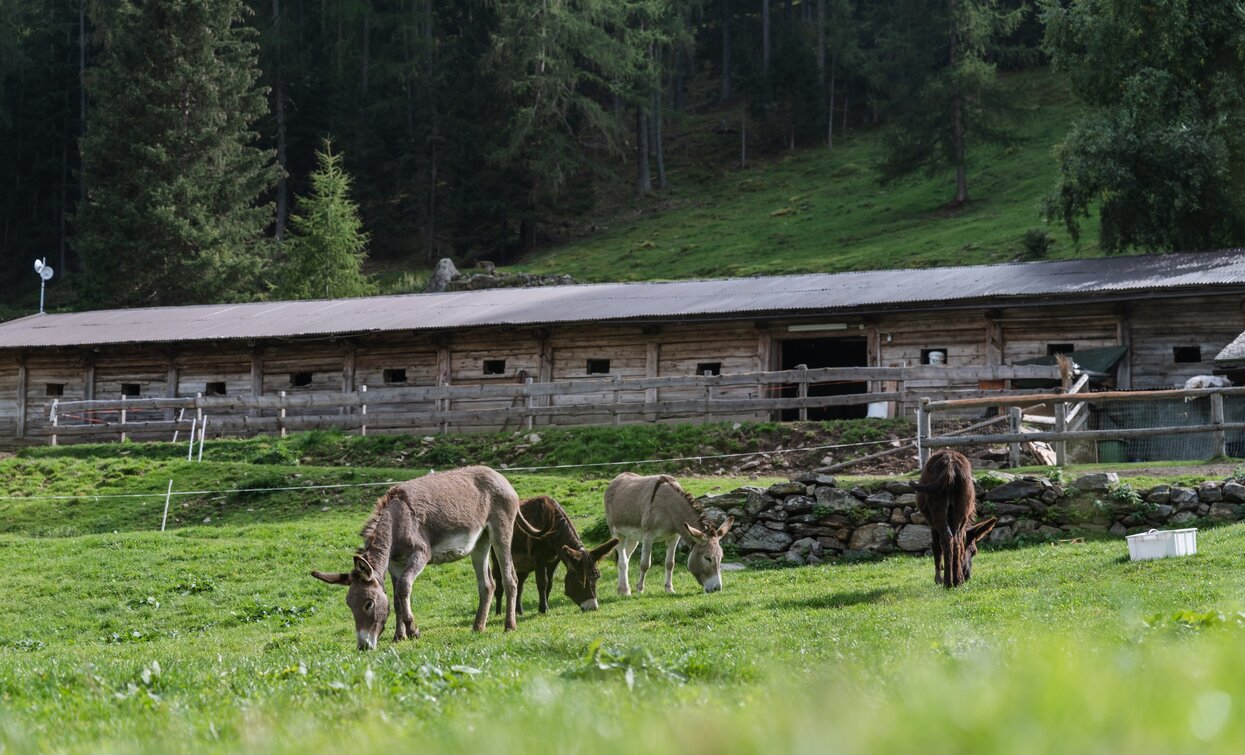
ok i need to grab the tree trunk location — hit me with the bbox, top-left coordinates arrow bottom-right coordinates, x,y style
635,108 -> 651,195
273,0 -> 288,242
762,0 -> 771,74
827,52 -> 836,149
79,0 -> 86,205
653,90 -> 666,189
720,0 -> 732,101
949,0 -> 968,206
360,2 -> 370,94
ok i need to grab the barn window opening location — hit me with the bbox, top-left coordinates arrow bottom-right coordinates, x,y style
46,383 -> 64,397
290,372 -> 313,388
205,382 -> 226,396
483,360 -> 506,376
1046,343 -> 1075,356
697,362 -> 722,376
920,349 -> 949,366
121,383 -> 141,397
587,359 -> 611,375
383,368 -> 407,384
1174,346 -> 1202,363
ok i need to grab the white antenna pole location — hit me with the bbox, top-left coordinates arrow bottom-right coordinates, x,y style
39,258 -> 46,314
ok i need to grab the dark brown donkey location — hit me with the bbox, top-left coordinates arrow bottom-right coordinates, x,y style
493,496 -> 619,614
912,449 -> 997,588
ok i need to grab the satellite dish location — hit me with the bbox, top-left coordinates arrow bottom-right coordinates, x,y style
39,265 -> 54,281
33,259 -> 43,273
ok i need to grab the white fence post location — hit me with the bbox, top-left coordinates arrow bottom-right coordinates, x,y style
160,479 -> 174,531
360,385 -> 368,437
187,416 -> 197,460
50,399 -> 59,447
278,390 -> 287,437
197,416 -> 207,462
120,394 -> 127,443
917,397 -> 931,468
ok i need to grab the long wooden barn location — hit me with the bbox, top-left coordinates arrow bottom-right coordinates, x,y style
1,250 -> 1243,446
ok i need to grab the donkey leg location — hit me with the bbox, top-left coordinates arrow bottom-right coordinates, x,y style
636,537 -> 654,594
491,558 -> 503,616
515,571 -> 530,615
534,563 -> 550,613
470,536 -> 496,632
489,527 -> 521,632
616,535 -> 636,596
391,549 -> 429,641
930,536 -> 944,585
663,536 -> 680,593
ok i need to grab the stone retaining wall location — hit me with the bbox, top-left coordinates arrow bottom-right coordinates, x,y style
696,471 -> 1245,565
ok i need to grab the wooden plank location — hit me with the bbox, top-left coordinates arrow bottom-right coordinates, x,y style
15,356 -> 26,439
926,422 -> 1245,448
925,386 -> 1245,411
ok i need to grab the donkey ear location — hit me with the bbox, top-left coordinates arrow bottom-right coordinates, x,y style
560,544 -> 581,562
968,517 -> 997,544
716,516 -> 735,538
353,554 -> 377,582
311,570 -> 351,586
683,522 -> 706,540
589,538 -> 619,562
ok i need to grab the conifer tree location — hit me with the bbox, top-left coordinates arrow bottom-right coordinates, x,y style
275,139 -> 374,300
76,0 -> 279,307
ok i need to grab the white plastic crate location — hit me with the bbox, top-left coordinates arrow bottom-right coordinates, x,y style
1126,528 -> 1198,561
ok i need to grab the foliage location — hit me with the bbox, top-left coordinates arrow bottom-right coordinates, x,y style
1021,227 -> 1054,259
872,0 -> 1027,206
1040,0 -> 1245,253
274,139 -> 376,300
75,0 -> 280,307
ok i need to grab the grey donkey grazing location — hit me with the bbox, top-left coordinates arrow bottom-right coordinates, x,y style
311,466 -> 540,649
604,472 -> 734,595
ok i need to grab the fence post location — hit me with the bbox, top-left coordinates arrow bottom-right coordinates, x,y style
120,394 -> 127,443
50,399 -> 59,447
1054,401 -> 1067,466
703,371 -> 714,424
360,385 -> 368,437
797,364 -> 809,422
612,375 -> 623,426
160,479 -> 174,532
279,391 -> 287,438
1211,391 -> 1226,458
917,397 -> 931,468
1008,406 -> 1022,468
523,377 -> 535,431
198,416 -> 207,462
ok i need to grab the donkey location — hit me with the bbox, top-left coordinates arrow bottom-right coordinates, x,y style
912,449 -> 997,588
604,472 -> 734,595
492,496 -> 619,614
310,466 -> 540,649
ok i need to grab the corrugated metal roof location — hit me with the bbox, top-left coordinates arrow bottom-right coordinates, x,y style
1215,332 -> 1245,364
3,249 -> 1244,350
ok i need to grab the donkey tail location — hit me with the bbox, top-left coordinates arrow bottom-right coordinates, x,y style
514,507 -> 544,538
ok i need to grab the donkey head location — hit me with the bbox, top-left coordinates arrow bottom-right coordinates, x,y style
682,517 -> 735,593
962,517 -> 998,583
311,554 -> 389,650
559,538 -> 619,611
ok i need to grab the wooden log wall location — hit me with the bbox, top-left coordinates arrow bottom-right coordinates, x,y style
3,291 -> 1243,445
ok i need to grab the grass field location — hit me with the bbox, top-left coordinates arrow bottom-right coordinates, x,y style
2,440 -> 1245,753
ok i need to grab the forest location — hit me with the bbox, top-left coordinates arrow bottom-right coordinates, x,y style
2,0 -> 1244,310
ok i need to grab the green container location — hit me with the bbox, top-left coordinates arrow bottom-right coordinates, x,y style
1097,439 -> 1126,464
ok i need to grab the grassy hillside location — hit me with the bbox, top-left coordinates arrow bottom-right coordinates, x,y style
512,69 -> 1099,282
2,447 -> 1245,752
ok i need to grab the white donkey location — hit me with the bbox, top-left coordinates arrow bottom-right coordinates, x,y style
604,472 -> 734,595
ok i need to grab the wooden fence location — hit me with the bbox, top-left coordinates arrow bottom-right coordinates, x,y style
917,386 -> 1245,467
42,364 -> 1062,445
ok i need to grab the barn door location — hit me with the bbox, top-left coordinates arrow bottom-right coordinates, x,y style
778,336 -> 868,420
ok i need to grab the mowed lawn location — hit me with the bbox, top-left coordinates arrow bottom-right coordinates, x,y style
2,465 -> 1245,753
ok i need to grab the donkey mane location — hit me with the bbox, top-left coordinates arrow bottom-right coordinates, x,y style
359,486 -> 410,543
653,475 -> 713,532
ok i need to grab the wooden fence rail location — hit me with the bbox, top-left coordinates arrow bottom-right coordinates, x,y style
918,388 -> 1238,466
43,364 -> 1064,445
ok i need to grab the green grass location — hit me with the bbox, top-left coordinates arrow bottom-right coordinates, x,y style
510,69 -> 1100,282
3,445 -> 1245,752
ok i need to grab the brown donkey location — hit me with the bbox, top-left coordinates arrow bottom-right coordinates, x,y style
310,466 -> 540,649
492,496 -> 619,614
912,450 -> 997,588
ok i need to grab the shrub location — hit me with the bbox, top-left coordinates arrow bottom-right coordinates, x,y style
1021,228 -> 1054,259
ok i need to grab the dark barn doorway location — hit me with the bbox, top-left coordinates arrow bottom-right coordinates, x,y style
780,337 -> 869,420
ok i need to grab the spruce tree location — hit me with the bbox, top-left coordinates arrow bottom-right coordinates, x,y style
76,0 -> 279,308
275,139 -> 374,300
